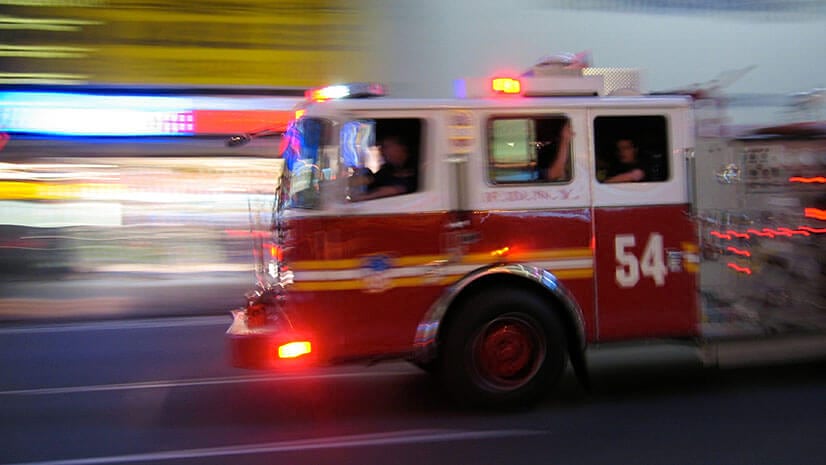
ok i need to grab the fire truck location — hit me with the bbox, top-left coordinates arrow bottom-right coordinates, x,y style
226,55 -> 826,408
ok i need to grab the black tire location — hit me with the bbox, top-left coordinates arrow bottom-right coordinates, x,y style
410,357 -> 439,374
440,288 -> 567,408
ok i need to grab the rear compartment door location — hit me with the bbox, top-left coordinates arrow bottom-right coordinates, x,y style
589,106 -> 700,341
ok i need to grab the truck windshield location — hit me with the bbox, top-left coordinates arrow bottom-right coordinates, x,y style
280,117 -> 334,209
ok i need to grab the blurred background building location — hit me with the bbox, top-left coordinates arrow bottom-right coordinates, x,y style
1,0 -> 368,86
1,0 -> 824,321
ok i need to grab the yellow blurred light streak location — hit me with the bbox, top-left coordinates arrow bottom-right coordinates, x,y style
0,1 -> 105,6
0,1 -> 365,87
0,45 -> 94,58
0,162 -> 119,170
0,73 -> 88,84
65,6 -> 346,25
0,181 -> 124,200
0,183 -> 267,203
0,15 -> 101,31
95,44 -> 345,64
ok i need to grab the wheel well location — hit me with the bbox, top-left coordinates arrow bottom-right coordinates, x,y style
438,273 -> 584,363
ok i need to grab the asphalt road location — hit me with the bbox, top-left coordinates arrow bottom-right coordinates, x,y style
1,315 -> 824,465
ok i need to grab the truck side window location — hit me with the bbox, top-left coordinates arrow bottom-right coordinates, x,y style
594,115 -> 669,183
342,118 -> 423,201
488,116 -> 572,184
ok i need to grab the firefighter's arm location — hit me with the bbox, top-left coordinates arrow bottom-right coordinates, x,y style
605,168 -> 645,183
350,185 -> 406,201
546,126 -> 572,181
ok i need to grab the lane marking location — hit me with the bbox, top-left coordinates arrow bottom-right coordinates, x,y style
0,370 -> 414,396
3,428 -> 546,465
0,315 -> 230,335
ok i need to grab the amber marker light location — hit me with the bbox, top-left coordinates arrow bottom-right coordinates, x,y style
277,341 -> 312,359
491,77 -> 521,94
490,246 -> 510,257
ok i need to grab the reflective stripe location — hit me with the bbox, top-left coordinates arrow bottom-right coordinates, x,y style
681,242 -> 700,273
289,251 -> 595,292
290,258 -> 363,271
292,275 -> 458,292
290,248 -> 592,271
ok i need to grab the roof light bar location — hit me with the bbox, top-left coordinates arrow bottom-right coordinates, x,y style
305,82 -> 386,102
457,74 -> 605,98
307,85 -> 350,101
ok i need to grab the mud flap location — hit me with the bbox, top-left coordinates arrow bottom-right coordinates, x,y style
570,346 -> 591,393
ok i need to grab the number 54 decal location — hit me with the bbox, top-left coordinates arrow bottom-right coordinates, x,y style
615,233 -> 668,288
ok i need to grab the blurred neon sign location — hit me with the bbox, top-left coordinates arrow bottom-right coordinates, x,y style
0,92 -> 298,136
789,176 -> 826,184
726,246 -> 751,257
726,263 -> 752,275
804,208 -> 826,221
710,226 -> 824,240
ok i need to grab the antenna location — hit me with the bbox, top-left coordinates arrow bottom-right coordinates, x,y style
657,65 -> 756,99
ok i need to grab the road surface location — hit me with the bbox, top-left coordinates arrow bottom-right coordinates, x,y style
1,315 -> 824,465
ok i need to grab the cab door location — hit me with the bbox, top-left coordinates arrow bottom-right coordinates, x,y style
590,107 -> 699,341
287,109 -> 454,359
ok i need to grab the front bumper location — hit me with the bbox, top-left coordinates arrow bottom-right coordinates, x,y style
226,308 -> 315,369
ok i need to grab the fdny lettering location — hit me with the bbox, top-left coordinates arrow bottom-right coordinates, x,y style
484,188 -> 576,203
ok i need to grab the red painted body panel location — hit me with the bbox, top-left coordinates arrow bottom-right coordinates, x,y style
281,209 -> 597,362
284,213 -> 450,360
593,204 -> 699,341
466,209 -> 596,341
272,204 -> 698,363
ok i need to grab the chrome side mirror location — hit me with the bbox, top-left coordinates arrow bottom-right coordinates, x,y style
226,134 -> 252,147
715,163 -> 741,184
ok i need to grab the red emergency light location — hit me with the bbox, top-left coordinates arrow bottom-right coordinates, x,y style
491,77 -> 521,95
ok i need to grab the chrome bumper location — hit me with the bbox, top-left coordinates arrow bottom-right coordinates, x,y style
226,308 -> 314,369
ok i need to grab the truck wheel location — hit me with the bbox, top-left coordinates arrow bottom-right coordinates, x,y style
441,289 -> 567,408
410,358 -> 439,374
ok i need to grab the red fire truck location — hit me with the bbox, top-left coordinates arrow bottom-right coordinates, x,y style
227,56 -> 826,407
